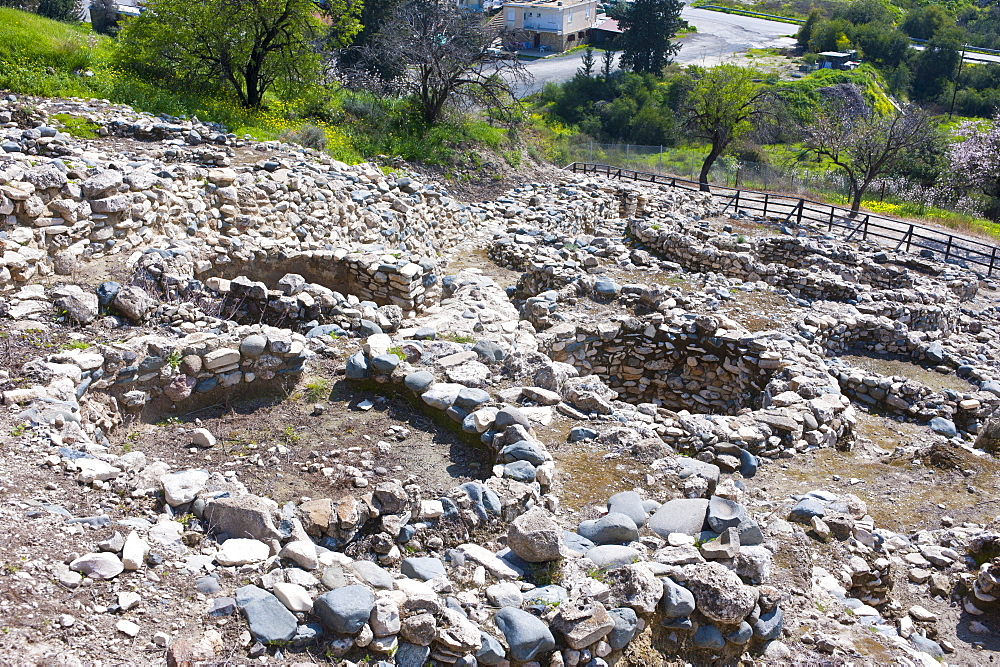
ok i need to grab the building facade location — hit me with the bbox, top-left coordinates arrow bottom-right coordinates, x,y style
503,0 -> 598,52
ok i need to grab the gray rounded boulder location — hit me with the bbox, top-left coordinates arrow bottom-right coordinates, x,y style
494,607 -> 555,662
313,584 -> 376,634
577,513 -> 639,546
607,491 -> 647,528
647,498 -> 709,538
660,577 -> 695,618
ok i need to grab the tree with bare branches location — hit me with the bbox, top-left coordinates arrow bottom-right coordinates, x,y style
803,102 -> 934,214
354,0 -> 529,125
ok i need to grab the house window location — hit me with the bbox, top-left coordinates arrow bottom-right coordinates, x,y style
567,9 -> 573,23
507,8 -> 515,20
585,7 -> 590,19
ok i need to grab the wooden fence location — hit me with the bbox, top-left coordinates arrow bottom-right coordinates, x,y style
565,162 -> 1000,278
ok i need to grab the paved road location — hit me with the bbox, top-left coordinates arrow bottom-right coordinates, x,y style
516,7 -> 1000,97
674,7 -> 797,67
517,7 -> 796,96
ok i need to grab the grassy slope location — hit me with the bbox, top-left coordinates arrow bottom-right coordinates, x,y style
0,8 -> 362,161
0,7 -> 528,170
0,7 -> 110,69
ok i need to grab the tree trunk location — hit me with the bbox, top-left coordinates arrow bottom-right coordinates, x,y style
850,189 -> 863,214
245,60 -> 262,108
850,176 -> 872,215
698,144 -> 722,192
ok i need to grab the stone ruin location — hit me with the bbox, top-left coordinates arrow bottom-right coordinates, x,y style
2,92 -> 1000,666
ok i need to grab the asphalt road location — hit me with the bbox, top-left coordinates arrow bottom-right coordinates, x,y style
517,7 -> 797,96
516,8 -> 1000,97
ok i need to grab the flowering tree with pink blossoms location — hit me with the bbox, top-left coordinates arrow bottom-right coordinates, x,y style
802,102 -> 934,216
950,112 -> 1000,221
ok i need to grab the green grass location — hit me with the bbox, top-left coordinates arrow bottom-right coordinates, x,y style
693,2 -> 804,23
0,9 -> 112,71
0,7 -> 519,169
51,113 -> 101,138
304,378 -> 330,402
442,332 -> 475,344
828,194 -> 1000,241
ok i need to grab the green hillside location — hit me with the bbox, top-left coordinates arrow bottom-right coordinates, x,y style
0,7 -> 520,168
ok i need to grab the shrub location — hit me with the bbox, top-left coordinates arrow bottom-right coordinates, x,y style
279,123 -> 327,151
304,378 -> 330,402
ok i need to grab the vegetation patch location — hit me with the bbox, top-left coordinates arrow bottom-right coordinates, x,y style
51,113 -> 100,138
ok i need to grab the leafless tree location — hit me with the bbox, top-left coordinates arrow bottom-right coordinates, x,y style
802,103 -> 934,215
352,0 -> 530,125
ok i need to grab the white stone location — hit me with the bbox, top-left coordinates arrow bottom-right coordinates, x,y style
148,521 -> 184,546
420,500 -> 444,519
122,531 -> 150,570
667,533 -> 695,547
70,553 -> 124,580
191,428 -> 216,448
76,458 -> 122,484
273,582 -> 313,612
458,543 -> 519,579
472,407 -> 499,433
363,334 -> 393,357
280,540 -> 318,570
160,469 -> 210,506
909,605 -> 937,622
116,619 -> 141,637
369,596 -> 401,636
204,348 -> 240,370
519,406 -> 553,426
118,591 -> 141,611
215,538 -> 270,566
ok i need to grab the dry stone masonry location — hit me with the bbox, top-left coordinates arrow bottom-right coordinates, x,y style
2,92 -> 1000,666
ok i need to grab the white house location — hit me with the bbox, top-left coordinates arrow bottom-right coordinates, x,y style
503,0 -> 598,52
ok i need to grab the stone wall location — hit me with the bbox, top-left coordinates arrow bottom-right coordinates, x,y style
4,324 -> 310,443
627,219 -> 976,316
827,360 -> 1000,432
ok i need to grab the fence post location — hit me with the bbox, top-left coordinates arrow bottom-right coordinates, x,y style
796,200 -> 803,224
829,207 -> 834,231
991,247 -> 998,278
906,224 -> 914,253
735,190 -> 740,212
945,235 -> 953,263
763,194 -> 769,218
863,215 -> 869,241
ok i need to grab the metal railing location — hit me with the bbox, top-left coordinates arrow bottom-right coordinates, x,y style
565,162 -> 1000,277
